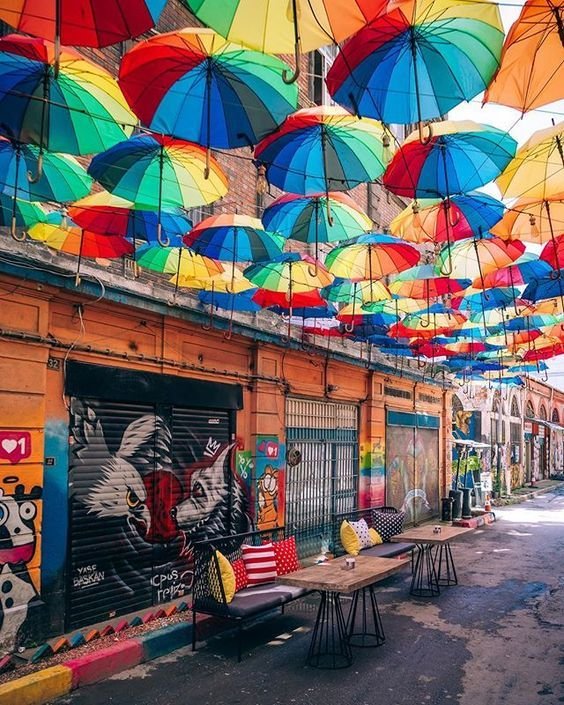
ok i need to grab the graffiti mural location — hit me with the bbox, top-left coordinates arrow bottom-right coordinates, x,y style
255,436 -> 285,530
69,401 -> 250,628
0,483 -> 42,655
359,439 -> 385,508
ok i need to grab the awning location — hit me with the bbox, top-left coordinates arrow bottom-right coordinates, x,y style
451,438 -> 491,448
526,417 -> 564,433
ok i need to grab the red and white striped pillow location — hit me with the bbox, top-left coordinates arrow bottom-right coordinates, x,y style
241,543 -> 277,586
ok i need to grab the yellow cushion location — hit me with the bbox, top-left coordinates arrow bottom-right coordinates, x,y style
369,528 -> 383,545
340,520 -> 360,556
210,550 -> 236,603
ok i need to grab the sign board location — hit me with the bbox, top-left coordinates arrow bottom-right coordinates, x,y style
480,472 -> 493,492
0,431 -> 32,464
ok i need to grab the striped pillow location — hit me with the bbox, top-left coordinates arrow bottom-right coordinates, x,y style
241,543 -> 277,586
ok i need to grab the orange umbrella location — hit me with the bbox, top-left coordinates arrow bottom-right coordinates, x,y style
491,194 -> 564,244
484,0 -> 564,113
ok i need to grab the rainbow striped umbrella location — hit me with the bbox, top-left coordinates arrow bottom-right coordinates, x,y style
384,120 -> 516,199
0,35 -> 134,156
389,264 -> 470,300
119,29 -> 298,151
88,134 -> 228,245
435,235 -> 525,281
326,233 -> 420,281
255,106 -> 390,196
0,0 -> 166,48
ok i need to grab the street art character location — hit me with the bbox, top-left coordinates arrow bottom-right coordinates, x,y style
257,465 -> 279,529
400,488 -> 431,515
0,485 -> 42,655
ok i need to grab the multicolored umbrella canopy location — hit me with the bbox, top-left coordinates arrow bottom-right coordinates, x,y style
390,303 -> 467,339
137,241 -> 224,280
0,0 -> 166,47
171,265 -> 255,294
0,137 -> 92,203
0,35 -> 134,156
435,235 -> 525,280
262,192 -> 371,246
182,0 -> 383,56
389,264 -> 470,301
320,278 -> 391,304
28,211 -> 133,258
327,0 -> 503,125
484,0 -> 564,113
390,191 -> 504,244
244,253 -> 333,293
336,301 -> 399,327
254,106 -> 390,195
491,195 -> 564,244
69,192 -> 193,244
119,29 -> 298,151
496,123 -> 564,200
383,120 -> 517,198
184,214 -> 284,262
325,233 -> 420,281
475,254 -> 554,289
88,134 -> 228,243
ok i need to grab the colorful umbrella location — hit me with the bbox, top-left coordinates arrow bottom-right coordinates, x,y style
327,0 -> 503,128
0,0 -> 166,48
390,191 -> 504,245
451,287 -> 517,312
69,192 -> 193,245
434,235 -> 524,281
198,289 -> 262,313
390,303 -> 467,339
120,28 -> 298,157
522,272 -> 564,304
475,254 -> 553,289
88,134 -> 228,245
0,35 -> 134,158
171,264 -> 255,294
336,301 -> 399,328
491,194 -> 564,244
28,211 -> 133,283
383,120 -> 516,198
261,192 -> 371,260
325,233 -> 420,281
484,0 -> 564,113
521,335 -> 564,362
252,288 -> 328,309
182,0 -> 383,82
320,278 -> 391,304
184,214 -> 284,263
0,137 -> 91,238
389,264 -> 470,300
244,253 -> 332,293
496,122 -> 564,201
137,241 -> 223,278
254,106 -> 390,196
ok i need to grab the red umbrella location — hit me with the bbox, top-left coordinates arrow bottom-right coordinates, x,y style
540,234 -> 564,270
251,289 -> 327,309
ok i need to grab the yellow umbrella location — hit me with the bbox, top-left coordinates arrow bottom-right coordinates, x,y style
491,194 -> 564,244
170,266 -> 254,293
496,122 -> 564,200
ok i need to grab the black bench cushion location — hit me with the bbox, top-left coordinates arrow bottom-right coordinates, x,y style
361,541 -> 415,559
196,584 -> 310,619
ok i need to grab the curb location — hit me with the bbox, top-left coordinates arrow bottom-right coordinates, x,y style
0,620 -> 199,705
492,482 -> 561,507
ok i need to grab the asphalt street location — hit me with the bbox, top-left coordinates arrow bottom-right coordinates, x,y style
56,485 -> 564,705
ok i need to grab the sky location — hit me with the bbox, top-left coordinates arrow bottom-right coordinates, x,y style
448,0 -> 564,389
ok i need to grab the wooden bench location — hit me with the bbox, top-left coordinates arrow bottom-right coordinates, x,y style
332,506 -> 416,559
191,527 -> 312,661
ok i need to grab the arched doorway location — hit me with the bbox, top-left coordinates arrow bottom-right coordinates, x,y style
524,400 -> 535,485
539,404 -> 548,479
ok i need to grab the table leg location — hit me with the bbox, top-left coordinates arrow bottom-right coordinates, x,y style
346,585 -> 385,648
433,542 -> 458,587
410,544 -> 440,597
307,591 -> 353,669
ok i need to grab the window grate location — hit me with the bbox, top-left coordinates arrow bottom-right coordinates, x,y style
384,386 -> 412,400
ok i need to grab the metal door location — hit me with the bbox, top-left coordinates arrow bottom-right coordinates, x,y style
285,398 -> 358,558
68,400 -> 233,629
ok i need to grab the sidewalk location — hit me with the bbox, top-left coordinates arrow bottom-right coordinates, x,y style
1,478 -> 562,705
492,477 -> 563,506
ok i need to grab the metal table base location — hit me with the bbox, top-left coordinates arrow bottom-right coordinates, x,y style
307,591 -> 353,669
410,544 -> 440,597
433,542 -> 458,587
346,585 -> 386,648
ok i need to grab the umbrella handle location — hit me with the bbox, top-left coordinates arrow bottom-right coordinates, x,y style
157,221 -> 170,248
418,122 -> 433,145
27,152 -> 44,184
282,2 -> 301,86
10,210 -> 26,242
204,147 -> 211,180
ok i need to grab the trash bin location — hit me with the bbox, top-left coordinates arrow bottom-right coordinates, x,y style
461,487 -> 473,519
449,489 -> 463,520
441,496 -> 454,522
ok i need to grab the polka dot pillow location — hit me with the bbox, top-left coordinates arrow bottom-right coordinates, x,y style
348,518 -> 373,549
372,510 -> 405,542
231,558 -> 248,592
273,536 -> 300,576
